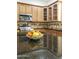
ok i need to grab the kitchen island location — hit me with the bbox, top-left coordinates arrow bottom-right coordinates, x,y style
17,29 -> 62,57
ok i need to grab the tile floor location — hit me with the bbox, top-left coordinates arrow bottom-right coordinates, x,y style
17,49 -> 62,59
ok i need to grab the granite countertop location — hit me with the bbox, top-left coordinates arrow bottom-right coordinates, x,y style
17,36 -> 44,54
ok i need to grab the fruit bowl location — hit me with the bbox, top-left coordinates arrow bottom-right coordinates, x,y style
26,30 -> 43,47
26,30 -> 43,40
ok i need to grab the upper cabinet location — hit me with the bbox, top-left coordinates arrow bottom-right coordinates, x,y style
25,5 -> 32,14
17,2 -> 44,22
43,8 -> 47,21
32,6 -> 38,21
48,7 -> 52,21
48,1 -> 62,21
32,6 -> 44,22
17,1 -> 62,22
17,3 -> 20,21
53,4 -> 57,20
38,7 -> 43,21
48,3 -> 58,21
17,3 -> 19,14
19,3 -> 32,14
19,4 -> 26,14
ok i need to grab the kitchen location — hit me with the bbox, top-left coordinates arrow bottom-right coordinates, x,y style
17,0 -> 62,59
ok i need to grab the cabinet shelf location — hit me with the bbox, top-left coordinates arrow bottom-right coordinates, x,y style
43,8 -> 47,21
48,7 -> 52,20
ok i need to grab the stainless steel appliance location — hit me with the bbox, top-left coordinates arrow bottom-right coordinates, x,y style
19,14 -> 32,21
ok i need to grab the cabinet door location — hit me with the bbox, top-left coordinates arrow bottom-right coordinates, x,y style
48,7 -> 52,21
19,4 -> 26,14
38,7 -> 43,21
17,4 -> 19,14
57,36 -> 62,56
17,3 -> 20,21
32,6 -> 38,21
43,8 -> 47,21
26,5 -> 32,14
53,4 -> 57,20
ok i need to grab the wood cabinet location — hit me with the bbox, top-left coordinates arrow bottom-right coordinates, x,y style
25,5 -> 32,14
17,4 -> 19,14
57,1 -> 62,21
48,2 -> 62,22
18,3 -> 32,14
48,7 -> 52,21
48,3 -> 58,21
32,6 -> 44,21
38,7 -> 43,21
32,6 -> 38,21
17,3 -> 20,21
19,4 -> 26,14
53,4 -> 57,20
17,2 -> 61,22
57,36 -> 62,56
43,8 -> 47,21
17,1 -> 62,22
17,3 -> 44,22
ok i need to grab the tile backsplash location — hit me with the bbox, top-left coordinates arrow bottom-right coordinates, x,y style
18,21 -> 62,30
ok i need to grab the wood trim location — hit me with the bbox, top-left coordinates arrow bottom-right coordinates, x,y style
48,1 -> 62,7
48,1 -> 58,7
17,2 -> 30,5
17,21 -> 62,23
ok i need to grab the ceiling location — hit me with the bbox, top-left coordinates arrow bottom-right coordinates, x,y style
17,0 -> 57,6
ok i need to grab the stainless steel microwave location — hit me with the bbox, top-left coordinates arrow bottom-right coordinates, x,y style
19,14 -> 32,21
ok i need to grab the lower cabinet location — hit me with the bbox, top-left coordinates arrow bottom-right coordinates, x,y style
57,36 -> 62,56
53,35 -> 62,56
43,32 -> 62,56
